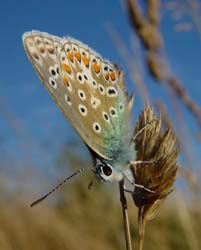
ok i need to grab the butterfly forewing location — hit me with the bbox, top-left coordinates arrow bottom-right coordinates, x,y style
23,31 -> 131,160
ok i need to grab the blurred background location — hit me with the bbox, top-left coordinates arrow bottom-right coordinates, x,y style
0,0 -> 201,249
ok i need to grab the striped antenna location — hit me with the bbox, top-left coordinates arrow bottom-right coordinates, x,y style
30,167 -> 86,207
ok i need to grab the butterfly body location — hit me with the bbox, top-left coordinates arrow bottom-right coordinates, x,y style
23,31 -> 135,183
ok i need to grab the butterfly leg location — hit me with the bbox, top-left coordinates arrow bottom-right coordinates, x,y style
124,184 -> 155,194
129,160 -> 155,165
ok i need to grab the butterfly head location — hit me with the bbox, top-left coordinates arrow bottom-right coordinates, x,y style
90,141 -> 135,183
95,159 -> 123,182
95,159 -> 124,182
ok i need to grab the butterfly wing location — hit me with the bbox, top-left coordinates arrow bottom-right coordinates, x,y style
23,31 -> 132,160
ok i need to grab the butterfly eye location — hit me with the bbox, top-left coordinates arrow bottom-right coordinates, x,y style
96,162 -> 113,181
102,164 -> 112,176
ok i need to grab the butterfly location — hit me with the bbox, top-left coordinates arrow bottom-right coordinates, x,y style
22,31 -> 136,199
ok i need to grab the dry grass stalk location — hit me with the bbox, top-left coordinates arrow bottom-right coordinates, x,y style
155,100 -> 200,191
106,24 -> 149,102
119,180 -> 132,250
125,0 -> 201,127
130,104 -> 179,250
165,0 -> 201,35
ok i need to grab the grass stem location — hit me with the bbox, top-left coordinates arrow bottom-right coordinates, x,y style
119,180 -> 132,250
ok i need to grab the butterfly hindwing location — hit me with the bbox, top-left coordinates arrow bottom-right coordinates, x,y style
23,31 -> 132,160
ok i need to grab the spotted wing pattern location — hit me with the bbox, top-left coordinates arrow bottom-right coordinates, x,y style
23,31 -> 131,159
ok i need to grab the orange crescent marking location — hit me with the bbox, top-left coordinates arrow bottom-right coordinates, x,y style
67,52 -> 74,62
74,52 -> 81,62
105,73 -> 110,80
62,63 -> 72,74
110,71 -> 116,81
93,63 -> 100,73
63,75 -> 68,85
82,56 -> 89,67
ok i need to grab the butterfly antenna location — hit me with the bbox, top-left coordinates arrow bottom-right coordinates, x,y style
30,167 -> 86,207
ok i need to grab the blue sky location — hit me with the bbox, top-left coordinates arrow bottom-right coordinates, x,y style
0,0 -> 201,189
